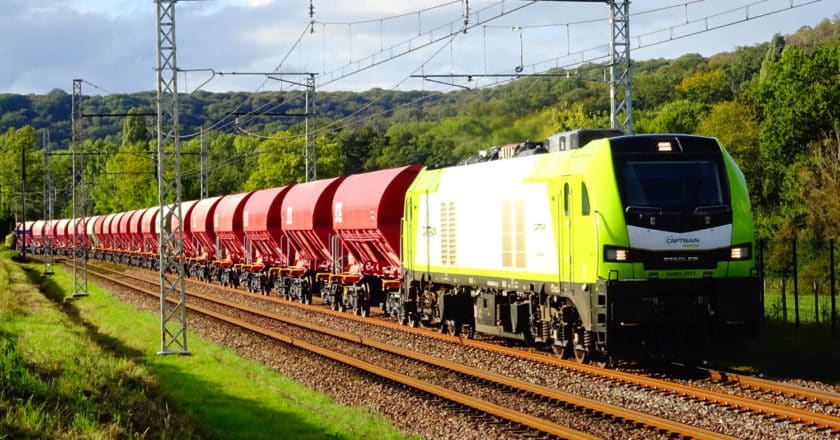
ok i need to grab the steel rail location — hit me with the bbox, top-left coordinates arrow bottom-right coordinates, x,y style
186,286 -> 736,439
709,369 -> 840,407
81,265 -> 598,440
81,260 -> 840,433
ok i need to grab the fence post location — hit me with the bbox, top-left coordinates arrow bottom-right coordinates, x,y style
758,238 -> 765,325
814,238 -> 820,323
793,237 -> 800,330
831,238 -> 836,338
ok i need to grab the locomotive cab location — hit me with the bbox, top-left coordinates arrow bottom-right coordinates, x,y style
601,135 -> 761,360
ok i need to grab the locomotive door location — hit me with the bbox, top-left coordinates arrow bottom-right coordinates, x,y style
561,181 -> 574,292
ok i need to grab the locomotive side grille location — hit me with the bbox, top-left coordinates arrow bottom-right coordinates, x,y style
501,199 -> 527,269
515,199 -> 526,268
440,201 -> 457,266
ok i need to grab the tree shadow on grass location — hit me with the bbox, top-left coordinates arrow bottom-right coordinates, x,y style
18,264 -> 355,440
22,265 -> 146,360
152,361 -> 350,440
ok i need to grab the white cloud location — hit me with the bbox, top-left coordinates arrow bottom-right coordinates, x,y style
0,0 -> 834,94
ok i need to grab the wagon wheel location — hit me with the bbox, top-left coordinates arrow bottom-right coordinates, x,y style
360,307 -> 370,318
407,313 -> 419,328
552,340 -> 574,359
574,345 -> 589,364
592,355 -> 610,368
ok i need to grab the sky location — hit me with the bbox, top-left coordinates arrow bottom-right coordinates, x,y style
0,0 -> 836,96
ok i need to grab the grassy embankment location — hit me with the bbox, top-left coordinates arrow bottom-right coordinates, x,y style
0,251 -> 412,439
698,289 -> 840,384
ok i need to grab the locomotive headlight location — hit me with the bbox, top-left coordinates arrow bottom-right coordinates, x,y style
730,244 -> 751,260
605,246 -> 630,262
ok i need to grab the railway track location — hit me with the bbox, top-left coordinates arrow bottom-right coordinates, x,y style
63,259 -> 840,438
78,262 -> 740,439
706,368 -> 840,406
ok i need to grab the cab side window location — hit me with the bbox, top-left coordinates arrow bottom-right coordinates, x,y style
581,182 -> 590,216
563,183 -> 570,217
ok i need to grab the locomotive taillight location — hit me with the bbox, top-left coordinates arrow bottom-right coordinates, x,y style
657,141 -> 673,152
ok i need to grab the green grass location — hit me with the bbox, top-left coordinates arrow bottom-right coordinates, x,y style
763,291 -> 839,324
693,289 -> 839,384
0,251 -> 413,440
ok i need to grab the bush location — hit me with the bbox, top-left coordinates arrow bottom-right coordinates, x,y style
4,232 -> 16,250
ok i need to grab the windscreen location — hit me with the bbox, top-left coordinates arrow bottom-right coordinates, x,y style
621,160 -> 724,209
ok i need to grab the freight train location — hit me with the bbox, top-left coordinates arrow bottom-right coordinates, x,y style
20,130 -> 762,363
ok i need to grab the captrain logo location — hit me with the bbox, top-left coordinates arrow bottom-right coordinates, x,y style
665,236 -> 700,245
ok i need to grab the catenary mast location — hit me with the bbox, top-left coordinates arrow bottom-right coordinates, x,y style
155,0 -> 190,355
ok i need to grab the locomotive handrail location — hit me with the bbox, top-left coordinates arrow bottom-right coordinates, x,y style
693,204 -> 730,215
624,205 -> 662,215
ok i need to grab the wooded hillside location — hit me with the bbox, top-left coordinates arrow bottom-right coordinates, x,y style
2,17 -> 838,253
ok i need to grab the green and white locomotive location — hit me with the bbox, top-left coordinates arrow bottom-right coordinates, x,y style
393,131 -> 761,363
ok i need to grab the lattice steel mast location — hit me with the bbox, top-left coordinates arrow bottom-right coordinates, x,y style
71,79 -> 88,297
608,0 -> 633,134
411,0 -> 633,133
156,0 -> 190,355
304,73 -> 316,182
200,127 -> 208,199
43,130 -> 55,276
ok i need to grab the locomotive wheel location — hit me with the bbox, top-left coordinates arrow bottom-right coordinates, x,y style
593,356 -> 610,368
441,321 -> 460,336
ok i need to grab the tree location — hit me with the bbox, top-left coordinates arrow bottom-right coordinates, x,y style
0,126 -> 43,222
243,129 -> 344,191
675,69 -> 733,104
91,141 -> 154,213
752,41 -> 840,213
695,100 -> 762,204
338,126 -> 384,175
552,103 -> 609,133
209,132 -> 250,196
647,100 -> 707,134
798,136 -> 840,238
121,107 -> 149,147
